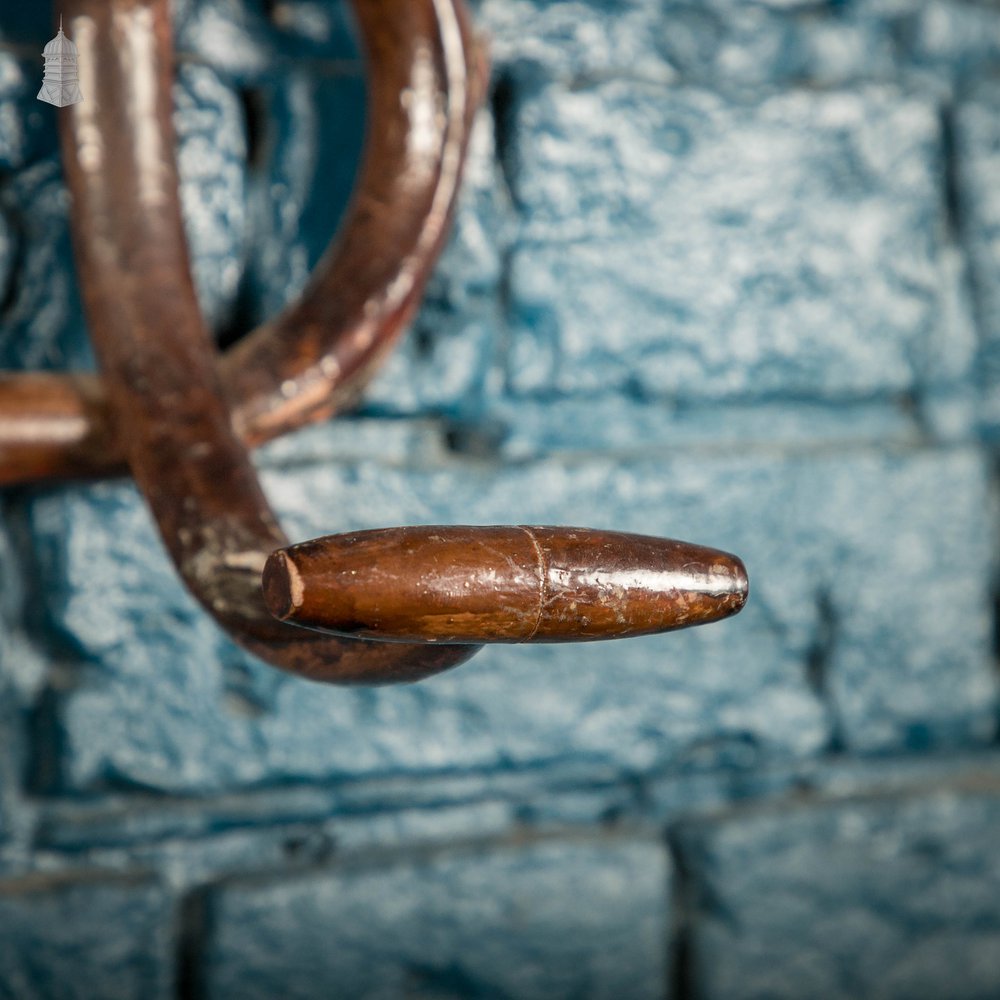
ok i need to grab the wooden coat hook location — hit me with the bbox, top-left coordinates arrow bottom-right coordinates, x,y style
0,0 -> 748,684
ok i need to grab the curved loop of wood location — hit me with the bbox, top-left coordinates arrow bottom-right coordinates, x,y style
59,0 -> 480,684
0,0 -> 487,485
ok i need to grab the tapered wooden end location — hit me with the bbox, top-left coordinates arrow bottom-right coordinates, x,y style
263,526 -> 748,645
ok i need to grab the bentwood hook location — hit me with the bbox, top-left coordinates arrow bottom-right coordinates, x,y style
6,0 -> 748,685
56,0 -> 493,683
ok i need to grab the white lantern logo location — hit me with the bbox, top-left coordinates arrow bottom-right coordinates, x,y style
37,16 -> 84,108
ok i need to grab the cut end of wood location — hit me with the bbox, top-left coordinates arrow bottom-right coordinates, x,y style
261,549 -> 304,622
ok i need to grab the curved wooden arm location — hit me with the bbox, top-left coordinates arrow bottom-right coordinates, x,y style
59,0 -> 480,684
0,0 -> 487,485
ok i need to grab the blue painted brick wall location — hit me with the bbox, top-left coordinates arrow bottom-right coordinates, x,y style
0,872 -> 174,999
2,0 -> 1000,996
674,778 -> 1000,999
201,839 -> 670,999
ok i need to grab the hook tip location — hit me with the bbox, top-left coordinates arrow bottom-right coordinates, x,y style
706,552 -> 749,622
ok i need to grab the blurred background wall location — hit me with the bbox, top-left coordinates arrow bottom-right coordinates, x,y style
1,0 -> 1000,996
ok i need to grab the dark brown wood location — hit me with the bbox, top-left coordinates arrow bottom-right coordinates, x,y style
58,0 -> 479,684
0,0 -> 487,485
263,526 -> 749,643
0,372 -> 119,483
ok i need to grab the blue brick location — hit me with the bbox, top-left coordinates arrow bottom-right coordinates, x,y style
171,0 -> 280,83
0,208 -> 12,318
173,63 -> 248,333
917,241 -> 980,443
424,111 -> 507,301
905,1 -> 1000,90
0,503 -> 45,702
504,81 -> 947,401
202,839 -> 669,1000
654,2 -> 900,90
0,501 -> 48,845
476,0 -> 910,90
0,159 -> 89,372
955,81 -> 1000,433
0,873 -> 173,1000
172,0 -> 360,81
674,782 -> 1000,999
237,69 -> 366,326
806,450 -> 997,751
361,301 -> 500,417
474,0 -> 668,81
